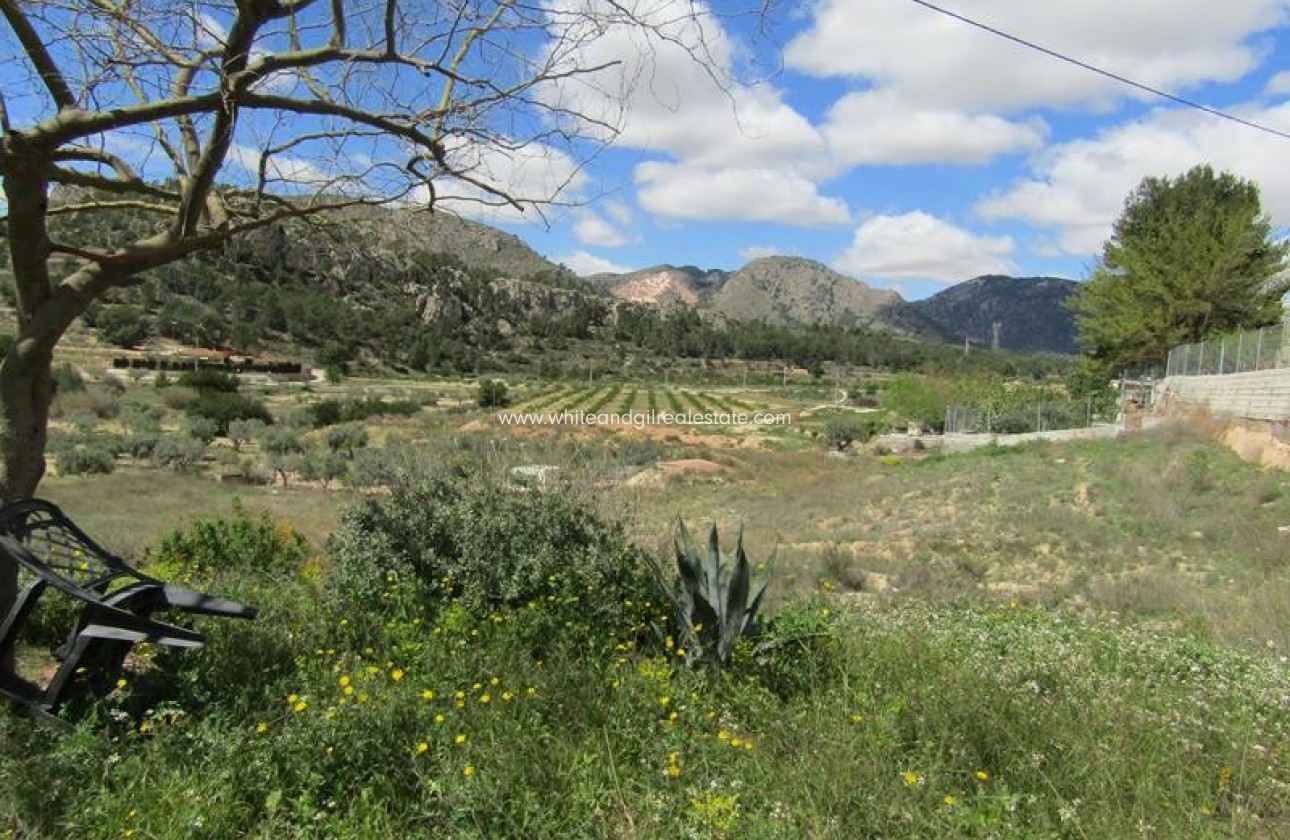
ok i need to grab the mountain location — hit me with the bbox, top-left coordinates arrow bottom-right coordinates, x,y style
712,257 -> 894,325
588,265 -> 727,307
910,275 -> 1079,355
593,257 -> 948,340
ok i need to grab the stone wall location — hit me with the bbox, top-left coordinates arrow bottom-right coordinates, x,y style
1158,370 -> 1290,422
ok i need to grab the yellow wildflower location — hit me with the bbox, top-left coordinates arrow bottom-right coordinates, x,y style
903,771 -> 922,787
415,742 -> 429,756
255,722 -> 269,734
463,765 -> 476,778
455,734 -> 467,746
391,669 -> 405,682
422,689 -> 435,701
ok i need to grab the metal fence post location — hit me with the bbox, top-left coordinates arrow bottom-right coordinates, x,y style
1236,331 -> 1245,373
1257,326 -> 1265,370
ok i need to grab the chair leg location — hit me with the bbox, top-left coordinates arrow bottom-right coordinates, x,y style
0,581 -> 49,675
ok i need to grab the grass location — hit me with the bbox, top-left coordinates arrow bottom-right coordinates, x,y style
4,373 -> 1290,837
3,593 -> 1286,838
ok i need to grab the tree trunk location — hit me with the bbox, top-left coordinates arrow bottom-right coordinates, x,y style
0,348 -> 53,671
1,143 -> 58,677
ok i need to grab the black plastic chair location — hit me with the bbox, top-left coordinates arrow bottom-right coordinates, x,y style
0,498 -> 257,722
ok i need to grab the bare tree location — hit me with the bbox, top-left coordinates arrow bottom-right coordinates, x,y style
0,0 -> 735,673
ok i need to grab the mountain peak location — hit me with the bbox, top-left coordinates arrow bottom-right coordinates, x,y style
911,275 -> 1078,354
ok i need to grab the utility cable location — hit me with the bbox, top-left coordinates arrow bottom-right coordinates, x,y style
901,0 -> 1290,142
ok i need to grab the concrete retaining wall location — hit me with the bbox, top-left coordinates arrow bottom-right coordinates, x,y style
1158,370 -> 1290,422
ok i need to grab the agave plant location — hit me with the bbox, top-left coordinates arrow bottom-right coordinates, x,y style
651,520 -> 772,671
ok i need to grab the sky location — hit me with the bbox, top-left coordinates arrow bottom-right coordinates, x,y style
480,0 -> 1290,299
5,0 -> 1290,301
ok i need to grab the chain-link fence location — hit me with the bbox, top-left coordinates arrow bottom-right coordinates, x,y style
944,399 -> 1115,435
1165,321 -> 1290,377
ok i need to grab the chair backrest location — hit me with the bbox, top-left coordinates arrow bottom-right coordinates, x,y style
0,499 -> 139,593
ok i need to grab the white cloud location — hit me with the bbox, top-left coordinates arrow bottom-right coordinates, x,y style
834,211 -> 1016,282
635,162 -> 851,225
228,144 -> 332,187
554,251 -> 635,276
738,244 -> 781,261
543,0 -> 827,171
1265,71 -> 1290,96
431,138 -> 588,223
604,200 -> 636,227
823,90 -> 1046,165
786,0 -> 1288,112
574,211 -> 632,247
976,101 -> 1290,255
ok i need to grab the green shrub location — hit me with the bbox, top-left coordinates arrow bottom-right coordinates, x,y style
226,418 -> 268,451
307,397 -> 420,428
747,599 -> 844,700
150,435 -> 207,470
96,304 -> 149,348
51,363 -> 84,394
177,368 -> 241,392
159,385 -> 197,410
477,378 -> 509,408
120,433 -> 161,459
54,444 -> 116,476
182,414 -> 220,443
325,423 -> 368,456
152,500 -> 310,578
187,391 -> 272,435
327,470 -> 657,643
821,416 -> 866,451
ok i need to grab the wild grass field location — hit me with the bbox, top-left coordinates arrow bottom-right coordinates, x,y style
3,368 -> 1289,838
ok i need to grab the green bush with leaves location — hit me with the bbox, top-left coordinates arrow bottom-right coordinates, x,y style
477,378 -> 509,408
176,368 -> 241,392
186,391 -> 273,435
151,500 -> 311,579
50,363 -> 84,394
651,521 -> 771,671
327,470 -> 656,642
54,444 -> 116,476
150,435 -> 208,470
821,414 -> 887,451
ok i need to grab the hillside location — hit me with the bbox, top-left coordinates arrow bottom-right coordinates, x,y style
588,265 -> 727,307
5,196 -> 1076,377
593,257 -> 948,341
911,275 -> 1079,354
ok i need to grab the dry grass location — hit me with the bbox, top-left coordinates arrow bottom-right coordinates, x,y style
40,468 -> 353,557
607,426 -> 1290,651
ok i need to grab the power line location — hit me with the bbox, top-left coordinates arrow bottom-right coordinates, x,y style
901,0 -> 1290,142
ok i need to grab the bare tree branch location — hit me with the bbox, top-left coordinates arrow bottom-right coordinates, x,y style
0,0 -> 77,110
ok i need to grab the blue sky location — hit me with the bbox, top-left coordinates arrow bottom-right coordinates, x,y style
481,0 -> 1290,299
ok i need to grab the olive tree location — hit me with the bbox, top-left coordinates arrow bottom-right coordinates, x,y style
0,0 -> 737,673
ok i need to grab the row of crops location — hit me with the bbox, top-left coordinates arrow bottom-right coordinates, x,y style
509,383 -> 765,418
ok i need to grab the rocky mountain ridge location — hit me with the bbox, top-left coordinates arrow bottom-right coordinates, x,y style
590,260 -> 1076,354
